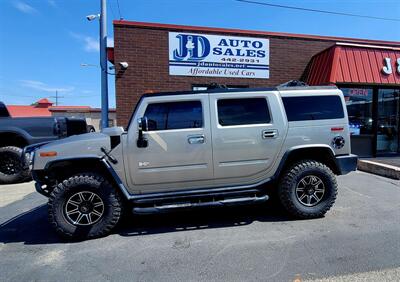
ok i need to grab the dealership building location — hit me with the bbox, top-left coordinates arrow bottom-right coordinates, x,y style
108,20 -> 400,157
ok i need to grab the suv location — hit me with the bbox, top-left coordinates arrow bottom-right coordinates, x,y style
28,86 -> 357,239
0,102 -> 88,184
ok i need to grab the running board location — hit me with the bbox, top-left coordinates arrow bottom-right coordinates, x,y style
132,194 -> 269,214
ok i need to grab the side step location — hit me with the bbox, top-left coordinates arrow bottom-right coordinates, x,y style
133,194 -> 269,214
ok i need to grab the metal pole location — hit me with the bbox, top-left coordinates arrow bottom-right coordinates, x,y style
100,0 -> 109,130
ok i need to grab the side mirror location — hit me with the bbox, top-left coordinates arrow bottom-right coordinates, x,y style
137,117 -> 148,148
138,117 -> 148,132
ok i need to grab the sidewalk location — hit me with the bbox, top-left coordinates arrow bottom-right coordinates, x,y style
357,155 -> 400,180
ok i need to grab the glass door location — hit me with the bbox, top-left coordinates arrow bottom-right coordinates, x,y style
341,87 -> 374,157
377,89 -> 400,154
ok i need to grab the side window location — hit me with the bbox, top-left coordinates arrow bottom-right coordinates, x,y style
144,101 -> 203,130
217,98 -> 271,126
282,96 -> 344,121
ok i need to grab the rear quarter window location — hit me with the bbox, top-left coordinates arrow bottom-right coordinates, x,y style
282,96 -> 344,121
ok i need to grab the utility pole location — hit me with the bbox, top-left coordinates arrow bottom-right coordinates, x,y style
50,90 -> 64,106
100,0 -> 109,130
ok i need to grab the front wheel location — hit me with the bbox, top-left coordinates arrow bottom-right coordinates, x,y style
278,160 -> 337,219
48,173 -> 123,240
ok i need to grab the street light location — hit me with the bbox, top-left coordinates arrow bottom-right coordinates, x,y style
86,14 -> 100,21
86,0 -> 109,130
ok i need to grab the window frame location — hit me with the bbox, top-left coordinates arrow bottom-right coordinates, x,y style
216,97 -> 272,127
282,95 -> 345,122
143,100 -> 204,132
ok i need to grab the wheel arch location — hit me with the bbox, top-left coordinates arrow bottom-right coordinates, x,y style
40,157 -> 130,199
274,145 -> 340,179
0,131 -> 29,148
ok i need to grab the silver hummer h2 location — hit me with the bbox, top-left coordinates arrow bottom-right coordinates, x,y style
27,85 -> 358,239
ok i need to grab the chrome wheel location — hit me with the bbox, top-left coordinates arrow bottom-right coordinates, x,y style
296,175 -> 325,207
64,191 -> 104,226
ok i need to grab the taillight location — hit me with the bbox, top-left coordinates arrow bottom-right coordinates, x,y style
53,118 -> 60,135
331,127 -> 344,132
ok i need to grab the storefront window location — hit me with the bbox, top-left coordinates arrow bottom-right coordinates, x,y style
341,88 -> 373,136
377,89 -> 400,153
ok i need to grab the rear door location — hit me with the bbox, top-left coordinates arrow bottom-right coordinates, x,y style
125,94 -> 214,193
209,91 -> 286,185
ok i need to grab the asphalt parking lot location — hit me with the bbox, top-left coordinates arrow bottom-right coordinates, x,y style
0,171 -> 399,282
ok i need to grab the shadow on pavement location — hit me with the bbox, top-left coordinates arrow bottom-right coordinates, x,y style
117,202 -> 291,237
0,204 -> 63,245
0,200 -> 292,244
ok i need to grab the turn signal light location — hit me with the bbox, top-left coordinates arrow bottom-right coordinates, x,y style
39,151 -> 58,157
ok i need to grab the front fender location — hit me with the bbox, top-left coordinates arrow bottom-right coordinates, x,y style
32,133 -> 110,170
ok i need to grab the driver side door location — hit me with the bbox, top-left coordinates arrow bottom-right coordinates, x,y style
125,94 -> 214,193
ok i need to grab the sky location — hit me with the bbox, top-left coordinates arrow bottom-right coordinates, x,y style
0,0 -> 399,108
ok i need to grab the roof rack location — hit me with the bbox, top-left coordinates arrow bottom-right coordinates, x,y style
277,80 -> 309,87
207,83 -> 228,89
276,80 -> 337,91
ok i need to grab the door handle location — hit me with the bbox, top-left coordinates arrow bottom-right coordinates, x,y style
188,135 -> 205,144
262,129 -> 278,139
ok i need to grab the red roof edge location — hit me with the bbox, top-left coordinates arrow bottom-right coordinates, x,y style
113,20 -> 400,47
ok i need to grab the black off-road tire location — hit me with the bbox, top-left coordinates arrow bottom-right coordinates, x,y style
0,146 -> 31,184
48,173 -> 123,240
278,160 -> 337,219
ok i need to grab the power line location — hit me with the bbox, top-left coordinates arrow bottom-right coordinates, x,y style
235,0 -> 400,22
116,0 -> 123,20
108,0 -> 117,19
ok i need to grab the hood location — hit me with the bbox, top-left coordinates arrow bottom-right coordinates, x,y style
101,126 -> 125,136
33,132 -> 111,170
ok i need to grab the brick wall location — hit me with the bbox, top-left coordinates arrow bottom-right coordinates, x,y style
113,23 -> 336,127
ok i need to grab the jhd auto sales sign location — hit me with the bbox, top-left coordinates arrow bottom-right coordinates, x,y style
169,32 -> 269,79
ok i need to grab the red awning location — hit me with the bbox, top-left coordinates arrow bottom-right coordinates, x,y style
306,43 -> 400,85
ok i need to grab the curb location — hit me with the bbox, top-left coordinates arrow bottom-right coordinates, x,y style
357,160 -> 400,180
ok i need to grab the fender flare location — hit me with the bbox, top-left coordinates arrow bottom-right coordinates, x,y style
39,157 -> 133,200
272,144 -> 338,180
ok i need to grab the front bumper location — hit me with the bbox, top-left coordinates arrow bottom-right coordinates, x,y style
335,154 -> 358,175
31,170 -> 52,197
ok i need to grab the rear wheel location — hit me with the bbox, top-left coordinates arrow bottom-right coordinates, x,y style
48,173 -> 123,239
278,160 -> 337,219
0,146 -> 30,184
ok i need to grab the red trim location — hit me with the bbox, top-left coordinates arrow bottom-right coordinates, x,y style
113,20 -> 400,46
107,47 -> 114,64
331,127 -> 344,132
